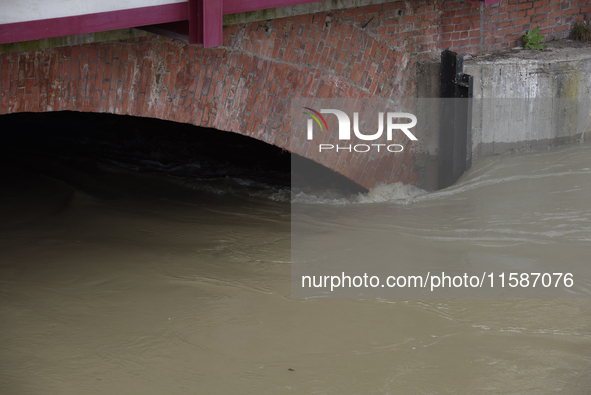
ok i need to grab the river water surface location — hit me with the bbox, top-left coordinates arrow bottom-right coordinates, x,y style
1,116 -> 590,394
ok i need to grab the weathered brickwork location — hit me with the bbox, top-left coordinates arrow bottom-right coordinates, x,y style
462,0 -> 587,52
0,0 -> 587,189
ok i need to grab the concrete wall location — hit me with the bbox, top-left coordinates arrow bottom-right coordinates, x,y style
415,42 -> 591,191
465,41 -> 591,161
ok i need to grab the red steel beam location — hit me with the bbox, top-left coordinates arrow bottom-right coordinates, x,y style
0,3 -> 189,45
0,0 -> 328,47
189,0 -> 223,48
0,0 -> 505,47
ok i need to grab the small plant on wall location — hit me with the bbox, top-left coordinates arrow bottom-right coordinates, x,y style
523,27 -> 545,50
572,22 -> 591,42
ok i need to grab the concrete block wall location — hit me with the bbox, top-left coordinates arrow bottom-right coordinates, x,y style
465,42 -> 591,160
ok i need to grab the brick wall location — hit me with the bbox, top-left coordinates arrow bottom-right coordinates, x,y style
0,0 -> 587,189
481,0 -> 587,52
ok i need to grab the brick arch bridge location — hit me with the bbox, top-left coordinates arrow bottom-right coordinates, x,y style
0,0 -> 586,189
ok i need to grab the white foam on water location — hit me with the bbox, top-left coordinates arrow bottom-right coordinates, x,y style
290,182 -> 427,205
291,189 -> 353,205
354,182 -> 426,204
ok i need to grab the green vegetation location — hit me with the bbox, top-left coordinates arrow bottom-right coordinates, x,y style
523,27 -> 545,50
571,22 -> 591,42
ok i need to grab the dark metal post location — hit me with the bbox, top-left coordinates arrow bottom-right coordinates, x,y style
438,50 -> 473,189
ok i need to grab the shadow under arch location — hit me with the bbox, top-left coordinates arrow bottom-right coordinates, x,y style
0,111 -> 365,199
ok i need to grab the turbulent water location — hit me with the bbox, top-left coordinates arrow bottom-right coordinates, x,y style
1,117 -> 591,394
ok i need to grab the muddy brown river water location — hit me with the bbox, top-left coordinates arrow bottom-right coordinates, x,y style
1,134 -> 591,394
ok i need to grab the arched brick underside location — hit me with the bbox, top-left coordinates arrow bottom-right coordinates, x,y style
0,0 -> 585,189
0,32 -> 419,189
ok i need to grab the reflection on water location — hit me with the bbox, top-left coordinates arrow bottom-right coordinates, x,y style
1,115 -> 591,393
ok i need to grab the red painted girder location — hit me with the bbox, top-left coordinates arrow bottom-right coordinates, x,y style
189,0 -> 223,48
0,0 -> 328,46
0,3 -> 188,45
